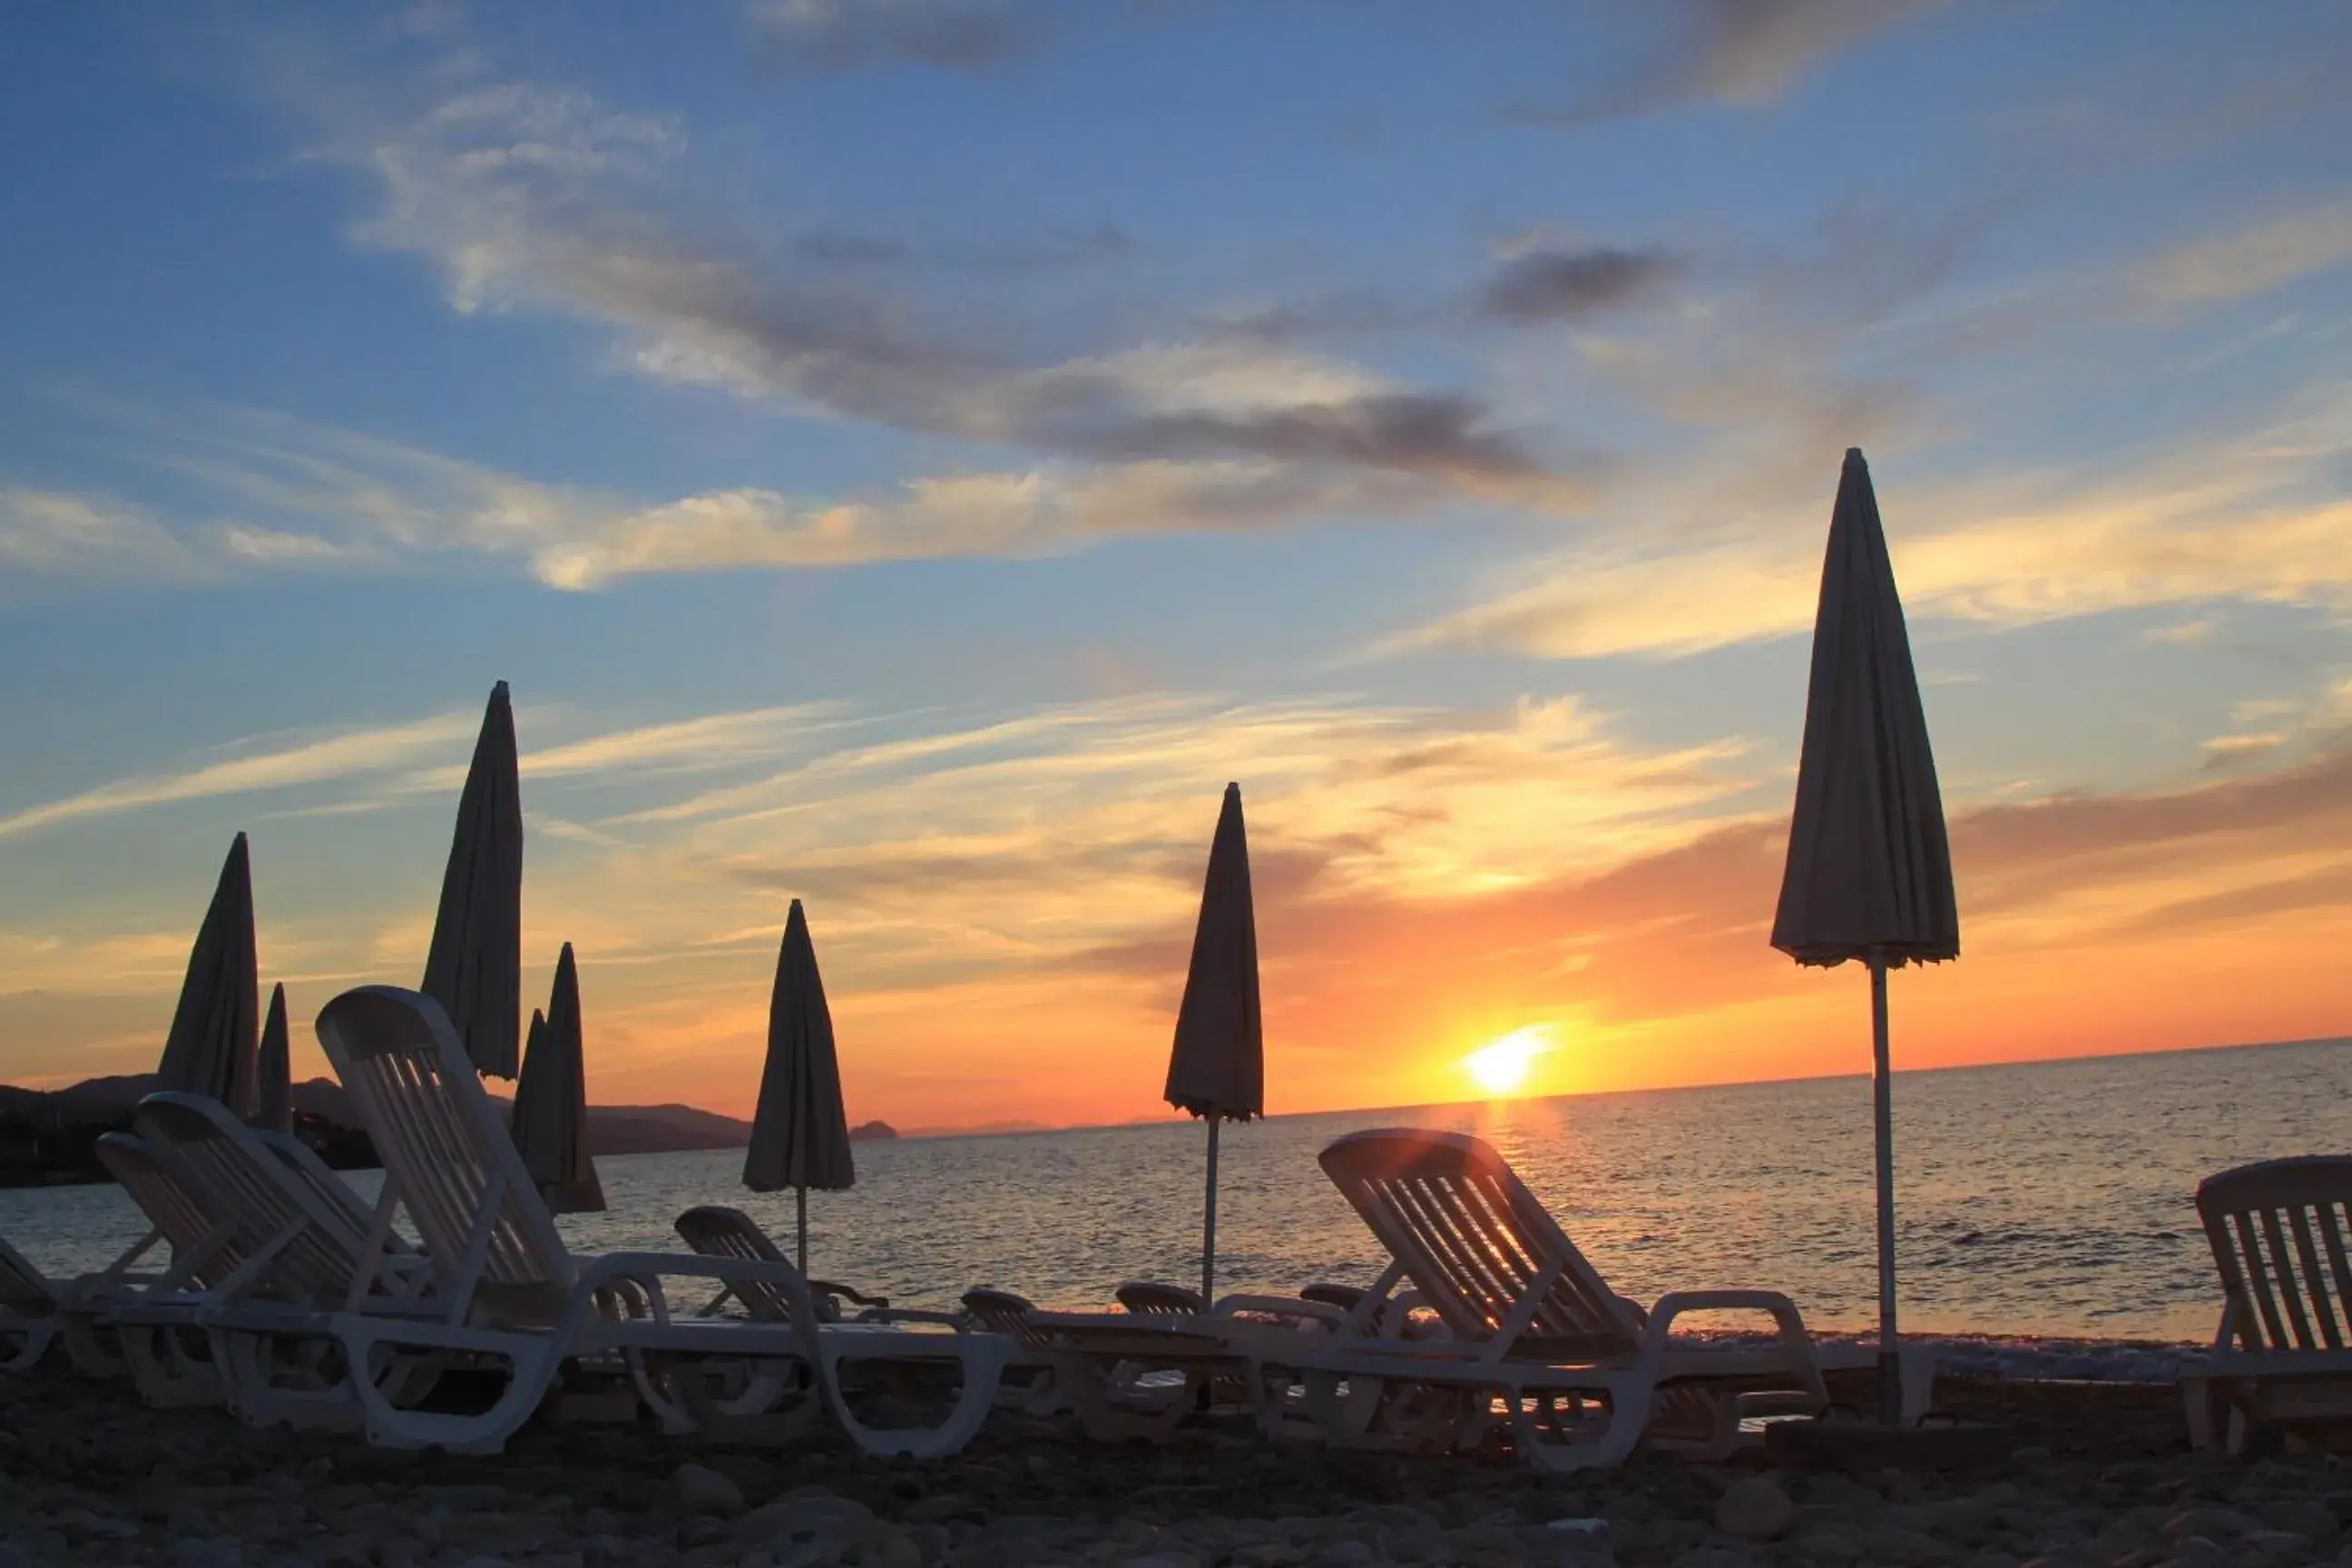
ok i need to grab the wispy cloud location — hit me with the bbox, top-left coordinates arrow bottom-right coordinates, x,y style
1515,0 -> 1945,125
313,68 -> 1569,504
16,402 -> 1458,589
0,711 -> 478,840
746,0 -> 1044,73
2132,201 -> 2352,310
1480,246 -> 1683,324
1393,377 -> 2352,660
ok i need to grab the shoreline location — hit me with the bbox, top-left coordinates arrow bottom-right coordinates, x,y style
1,1362 -> 2342,1568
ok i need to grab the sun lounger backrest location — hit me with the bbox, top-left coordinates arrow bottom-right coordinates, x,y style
133,1093 -> 370,1307
316,986 -> 575,1305
675,1205 -> 803,1321
0,1235 -> 53,1312
2196,1155 -> 2352,1353
1318,1128 -> 1642,1351
961,1287 -> 1049,1344
253,1129 -> 396,1244
95,1132 -> 243,1290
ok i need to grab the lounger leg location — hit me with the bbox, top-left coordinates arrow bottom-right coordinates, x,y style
818,1339 -> 1010,1459
1517,1377 -> 1653,1475
333,1320 -> 558,1455
62,1317 -> 127,1379
0,1325 -> 55,1373
2180,1374 -> 2217,1450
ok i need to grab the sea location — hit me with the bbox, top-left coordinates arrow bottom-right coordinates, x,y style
5,1039 -> 2347,1348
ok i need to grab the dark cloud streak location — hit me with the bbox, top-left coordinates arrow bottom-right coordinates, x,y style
1482,246 -> 1682,323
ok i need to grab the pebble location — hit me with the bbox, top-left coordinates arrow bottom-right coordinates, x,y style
1714,1476 -> 1796,1541
671,1461 -> 746,1517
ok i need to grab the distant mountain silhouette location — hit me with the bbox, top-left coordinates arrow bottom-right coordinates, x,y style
0,1073 -> 766,1179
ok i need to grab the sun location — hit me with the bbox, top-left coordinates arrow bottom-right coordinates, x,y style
1462,1024 -> 1555,1097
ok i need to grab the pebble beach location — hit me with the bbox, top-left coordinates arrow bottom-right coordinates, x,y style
4,1358 -> 2348,1568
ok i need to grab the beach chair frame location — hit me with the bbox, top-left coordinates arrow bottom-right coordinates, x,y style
2184,1155 -> 2352,1453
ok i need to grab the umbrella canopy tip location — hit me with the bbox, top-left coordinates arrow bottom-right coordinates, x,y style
1844,446 -> 1867,466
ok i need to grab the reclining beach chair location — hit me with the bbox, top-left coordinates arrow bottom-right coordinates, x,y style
2181,1155 -> 2352,1453
675,1205 -> 901,1323
89,1129 -> 258,1406
315,985 -> 1011,1457
670,1205 -> 977,1439
126,1093 -> 452,1434
964,1284 -> 1349,1442
1283,1128 -> 1838,1473
0,1234 -> 66,1373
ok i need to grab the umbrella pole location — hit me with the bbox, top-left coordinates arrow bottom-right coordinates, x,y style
797,1185 -> 808,1275
1870,956 -> 1901,1426
1202,1114 -> 1220,1305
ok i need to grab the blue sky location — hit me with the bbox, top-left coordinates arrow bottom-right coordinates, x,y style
3,1 -> 2349,1125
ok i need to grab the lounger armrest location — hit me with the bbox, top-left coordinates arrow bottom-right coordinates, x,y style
1210,1294 -> 1350,1330
570,1252 -> 825,1336
1645,1289 -> 1808,1336
856,1307 -> 970,1329
814,1279 -> 890,1309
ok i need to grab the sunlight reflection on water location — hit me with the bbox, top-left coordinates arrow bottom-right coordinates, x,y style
4,1040 -> 2345,1342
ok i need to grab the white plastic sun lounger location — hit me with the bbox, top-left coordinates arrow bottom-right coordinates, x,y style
88,1128 -> 265,1406
1283,1128 -> 1841,1473
127,1092 -> 450,1435
0,1233 -> 67,1373
315,985 -> 1012,1457
2181,1155 -> 2352,1453
963,1284 -> 1350,1442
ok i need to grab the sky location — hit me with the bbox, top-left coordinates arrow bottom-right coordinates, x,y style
2,0 -> 2349,1132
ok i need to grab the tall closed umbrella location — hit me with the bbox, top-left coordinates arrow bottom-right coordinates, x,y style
1771,448 -> 1960,1426
743,900 -> 854,1271
254,982 -> 292,1135
1164,782 -> 1264,1304
511,945 -> 605,1214
155,832 -> 260,1116
422,681 -> 524,1078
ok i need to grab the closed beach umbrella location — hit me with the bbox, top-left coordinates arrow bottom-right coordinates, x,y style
1771,448 -> 1960,1426
422,681 -> 524,1078
743,900 -> 854,1271
254,982 -> 292,1136
155,832 -> 260,1117
511,945 -> 605,1214
1164,782 -> 1264,1304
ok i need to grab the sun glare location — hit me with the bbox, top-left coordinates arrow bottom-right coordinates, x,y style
1462,1024 -> 1555,1097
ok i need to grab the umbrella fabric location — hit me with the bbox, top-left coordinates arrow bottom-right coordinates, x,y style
511,946 -> 604,1214
1771,449 -> 1959,968
254,983 -> 292,1135
155,832 -> 260,1116
743,900 -> 855,1196
422,681 -> 524,1078
1164,781 -> 1264,1303
1163,782 -> 1264,1122
1769,446 -> 1959,1428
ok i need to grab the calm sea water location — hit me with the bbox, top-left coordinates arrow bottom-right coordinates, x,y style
5,1041 -> 2347,1343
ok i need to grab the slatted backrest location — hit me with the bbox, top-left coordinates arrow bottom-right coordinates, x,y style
95,1132 -> 244,1290
961,1287 -> 1046,1344
2196,1156 -> 2352,1354
0,1234 -> 54,1312
133,1093 -> 371,1308
316,986 -> 575,1311
675,1205 -> 803,1322
1115,1281 -> 1207,1316
1318,1128 -> 1643,1354
253,1130 -> 399,1246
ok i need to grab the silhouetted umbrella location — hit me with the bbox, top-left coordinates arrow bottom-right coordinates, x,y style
422,681 -> 524,1078
1164,782 -> 1264,1303
1771,448 -> 1960,1426
254,982 -> 292,1136
743,899 -> 854,1271
511,945 -> 605,1214
155,833 -> 260,1116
